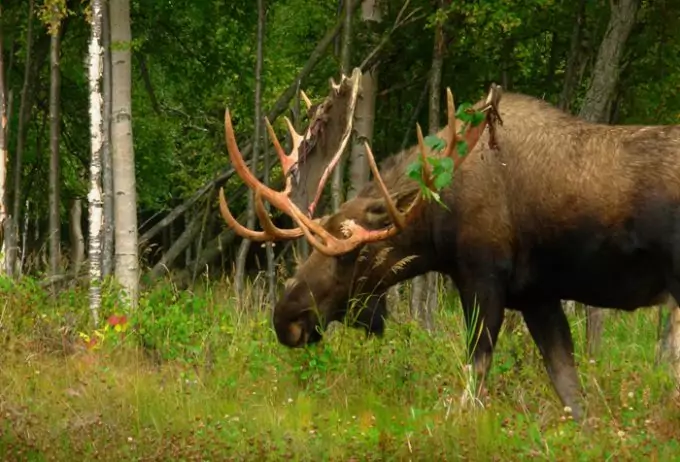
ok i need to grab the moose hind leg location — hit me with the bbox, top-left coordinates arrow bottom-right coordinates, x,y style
521,301 -> 583,421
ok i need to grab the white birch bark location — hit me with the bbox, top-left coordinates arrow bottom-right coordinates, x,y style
110,0 -> 139,308
88,0 -> 105,326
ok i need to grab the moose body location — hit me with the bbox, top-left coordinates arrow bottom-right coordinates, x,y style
220,82 -> 680,421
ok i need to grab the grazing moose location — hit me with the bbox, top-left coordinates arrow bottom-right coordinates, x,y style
219,79 -> 680,421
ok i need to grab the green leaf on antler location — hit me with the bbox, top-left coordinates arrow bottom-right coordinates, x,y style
456,140 -> 469,157
424,134 -> 446,152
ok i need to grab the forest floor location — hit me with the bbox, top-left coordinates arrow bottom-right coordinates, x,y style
1,277 -> 679,461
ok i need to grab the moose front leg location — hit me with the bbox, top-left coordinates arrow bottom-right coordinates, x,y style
521,301 -> 583,421
459,286 -> 506,406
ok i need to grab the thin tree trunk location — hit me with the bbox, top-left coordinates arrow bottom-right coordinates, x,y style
347,0 -> 381,200
150,208 -> 204,280
0,4 -> 8,274
410,0 -> 444,331
48,4 -> 63,277
659,301 -> 680,383
234,0 -> 266,299
263,115 -> 276,306
331,0 -> 354,211
579,0 -> 639,123
111,0 -> 139,308
578,0 -> 639,357
9,0 -> 36,278
88,0 -> 105,327
102,0 -> 114,278
70,199 -> 85,275
558,0 -> 587,111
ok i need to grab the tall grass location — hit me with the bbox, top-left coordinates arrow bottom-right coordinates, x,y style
0,274 -> 678,461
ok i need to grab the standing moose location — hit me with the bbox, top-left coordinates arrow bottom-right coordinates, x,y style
219,79 -> 680,422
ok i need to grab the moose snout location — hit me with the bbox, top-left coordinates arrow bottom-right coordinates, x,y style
273,312 -> 322,348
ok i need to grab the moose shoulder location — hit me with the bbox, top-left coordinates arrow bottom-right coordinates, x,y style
219,82 -> 680,421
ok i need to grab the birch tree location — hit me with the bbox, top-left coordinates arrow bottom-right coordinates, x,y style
111,0 -> 139,308
88,0 -> 105,326
102,0 -> 114,278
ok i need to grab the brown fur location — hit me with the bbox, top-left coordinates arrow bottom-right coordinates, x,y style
272,91 -> 680,419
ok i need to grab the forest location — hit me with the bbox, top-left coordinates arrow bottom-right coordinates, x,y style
1,0 -> 680,459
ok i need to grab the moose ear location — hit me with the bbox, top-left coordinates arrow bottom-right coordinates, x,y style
363,200 -> 393,229
362,191 -> 419,230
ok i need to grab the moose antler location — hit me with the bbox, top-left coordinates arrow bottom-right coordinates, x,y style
219,83 -> 502,256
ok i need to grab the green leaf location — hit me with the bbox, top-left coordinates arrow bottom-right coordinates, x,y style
456,140 -> 469,157
433,171 -> 453,191
470,110 -> 486,127
438,157 -> 454,172
405,161 -> 423,182
424,134 -> 446,152
455,102 -> 474,123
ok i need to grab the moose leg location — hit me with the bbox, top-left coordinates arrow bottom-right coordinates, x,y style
458,285 -> 506,404
521,301 -> 583,421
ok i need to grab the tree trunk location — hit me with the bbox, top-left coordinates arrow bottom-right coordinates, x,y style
660,302 -> 680,383
9,0 -> 36,278
330,0 -> 354,211
48,5 -> 63,277
558,0 -> 587,111
234,0 -> 266,299
410,0 -> 445,332
579,0 -> 639,123
70,199 -> 85,275
111,0 -> 139,308
0,4 -> 8,274
263,117 -> 276,307
102,0 -> 115,279
578,0 -> 639,357
88,0 -> 105,327
347,0 -> 381,200
150,208 -> 204,280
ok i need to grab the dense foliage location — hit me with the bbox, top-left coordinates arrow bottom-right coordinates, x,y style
2,0 -> 679,275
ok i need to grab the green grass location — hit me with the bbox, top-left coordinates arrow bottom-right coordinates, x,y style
0,276 -> 679,461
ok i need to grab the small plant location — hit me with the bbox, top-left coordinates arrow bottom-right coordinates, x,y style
78,313 -> 129,351
406,101 -> 487,208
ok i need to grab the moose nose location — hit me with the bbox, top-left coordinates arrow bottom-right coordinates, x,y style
274,315 -> 309,348
286,319 -> 309,347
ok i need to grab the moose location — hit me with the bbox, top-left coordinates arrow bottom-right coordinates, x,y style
218,79 -> 680,422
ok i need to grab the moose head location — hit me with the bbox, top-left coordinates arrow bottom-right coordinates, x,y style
219,76 -> 502,347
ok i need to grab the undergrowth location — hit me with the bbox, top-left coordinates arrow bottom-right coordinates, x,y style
0,275 -> 679,461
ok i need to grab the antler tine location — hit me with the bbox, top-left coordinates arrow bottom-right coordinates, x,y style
218,187 -> 274,241
264,116 -> 296,176
363,140 -> 406,230
443,88 -> 457,159
416,123 -> 433,188
284,116 -> 304,148
300,90 -> 313,111
253,191 -> 305,239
